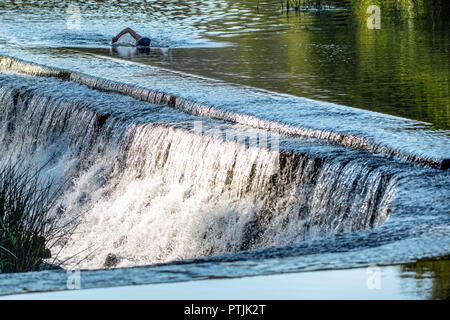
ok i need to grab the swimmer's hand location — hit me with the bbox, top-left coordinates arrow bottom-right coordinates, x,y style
111,36 -> 119,44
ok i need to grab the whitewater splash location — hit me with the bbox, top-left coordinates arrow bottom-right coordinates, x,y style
0,63 -> 402,269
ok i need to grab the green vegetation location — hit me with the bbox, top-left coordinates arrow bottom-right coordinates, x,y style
0,162 -> 62,273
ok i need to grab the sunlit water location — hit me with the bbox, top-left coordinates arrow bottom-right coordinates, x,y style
0,0 -> 449,298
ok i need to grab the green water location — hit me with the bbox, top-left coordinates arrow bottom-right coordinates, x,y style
96,0 -> 450,130
401,255 -> 450,300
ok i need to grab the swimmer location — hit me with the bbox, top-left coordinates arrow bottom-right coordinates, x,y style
111,27 -> 151,46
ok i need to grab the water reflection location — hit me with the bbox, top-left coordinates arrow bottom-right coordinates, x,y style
401,255 -> 450,300
1,0 -> 448,128
110,46 -> 151,58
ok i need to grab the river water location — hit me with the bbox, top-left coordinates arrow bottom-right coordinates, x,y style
0,0 -> 449,298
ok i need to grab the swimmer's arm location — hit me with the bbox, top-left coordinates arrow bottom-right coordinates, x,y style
111,27 -> 142,44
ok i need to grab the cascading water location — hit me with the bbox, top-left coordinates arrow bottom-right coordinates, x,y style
0,67 -> 400,270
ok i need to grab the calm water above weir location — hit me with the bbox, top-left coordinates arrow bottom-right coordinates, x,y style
83,1 -> 449,129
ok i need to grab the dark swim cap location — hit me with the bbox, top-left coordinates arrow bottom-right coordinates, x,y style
137,37 -> 151,46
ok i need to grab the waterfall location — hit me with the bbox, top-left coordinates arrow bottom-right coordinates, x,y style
0,68 -> 398,270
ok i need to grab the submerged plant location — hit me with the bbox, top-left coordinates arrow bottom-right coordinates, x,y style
0,161 -> 64,273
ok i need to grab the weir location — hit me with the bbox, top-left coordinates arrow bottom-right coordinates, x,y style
1,55 -> 449,170
0,69 -> 407,269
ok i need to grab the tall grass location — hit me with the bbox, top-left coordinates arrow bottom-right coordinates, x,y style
0,162 -> 63,273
